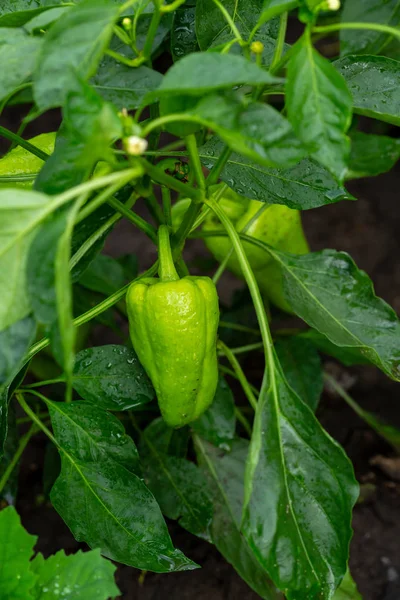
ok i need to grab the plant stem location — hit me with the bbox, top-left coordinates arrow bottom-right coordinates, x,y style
138,158 -> 203,202
270,12 -> 288,72
143,8 -> 161,64
228,342 -> 264,356
158,225 -> 179,281
23,378 -> 65,389
206,146 -> 232,187
218,341 -> 258,410
313,22 -> 400,42
218,364 -> 260,397
206,198 -> 274,381
108,196 -> 158,242
219,321 -> 261,336
0,125 -> 50,161
172,200 -> 203,249
161,186 -> 172,226
56,168 -> 140,207
145,192 -> 165,225
234,407 -> 252,437
17,393 -> 60,448
210,0 -> 243,43
0,423 -> 37,494
185,134 -> 206,190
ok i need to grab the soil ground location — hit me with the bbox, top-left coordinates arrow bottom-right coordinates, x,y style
1,108 -> 400,600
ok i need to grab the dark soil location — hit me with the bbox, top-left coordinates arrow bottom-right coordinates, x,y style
2,109 -> 400,599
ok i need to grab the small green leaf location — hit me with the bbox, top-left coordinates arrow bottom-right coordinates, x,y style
192,376 -> 236,448
286,35 -> 352,181
49,400 -> 196,572
0,506 -> 37,599
195,437 -> 283,600
260,0 -> 299,25
143,452 -> 213,539
242,366 -> 358,599
79,254 -> 125,296
73,345 -> 154,411
0,133 -> 55,188
340,0 -> 400,56
0,28 -> 41,103
92,62 -> 163,110
33,0 -> 119,110
335,55 -> 400,126
333,570 -> 362,599
153,52 -> 281,97
347,131 -> 400,179
275,336 -> 323,412
30,549 -> 120,600
200,138 -> 352,210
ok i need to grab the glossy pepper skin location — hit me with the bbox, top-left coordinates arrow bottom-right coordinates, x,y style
172,185 -> 309,313
127,226 -> 219,428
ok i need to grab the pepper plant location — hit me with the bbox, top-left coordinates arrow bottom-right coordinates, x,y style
0,0 -> 399,598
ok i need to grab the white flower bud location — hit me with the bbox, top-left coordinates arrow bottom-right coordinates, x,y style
124,136 -> 148,156
327,0 -> 340,10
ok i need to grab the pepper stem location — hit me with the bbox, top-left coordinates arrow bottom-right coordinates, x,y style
158,225 -> 179,281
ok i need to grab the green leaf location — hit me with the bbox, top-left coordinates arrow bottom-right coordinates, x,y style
192,376 -> 236,448
48,400 -> 141,474
92,62 -> 163,110
0,506 -> 37,599
0,189 -> 54,331
24,7 -> 69,34
335,55 -> 400,126
0,133 -> 55,188
242,365 -> 358,599
340,0 -> 400,56
27,210 -> 68,326
142,451 -> 213,539
195,0 -> 255,50
153,52 -> 281,97
260,0 -> 299,24
195,437 -> 283,600
36,76 -> 122,195
332,570 -> 362,599
70,203 -> 116,282
298,329 -> 370,367
48,400 -> 195,572
0,317 -> 36,454
260,247 -> 400,381
0,5 -> 60,28
30,549 -> 120,600
171,5 -> 198,61
168,95 -> 306,169
33,0 -> 119,110
200,138 -> 353,210
73,345 -> 154,411
275,336 -> 323,412
286,35 -> 352,181
0,406 -> 19,503
0,28 -> 41,103
347,131 -> 400,179
79,254 -> 125,296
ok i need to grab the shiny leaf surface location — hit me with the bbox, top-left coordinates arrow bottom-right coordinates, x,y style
73,345 -> 154,411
